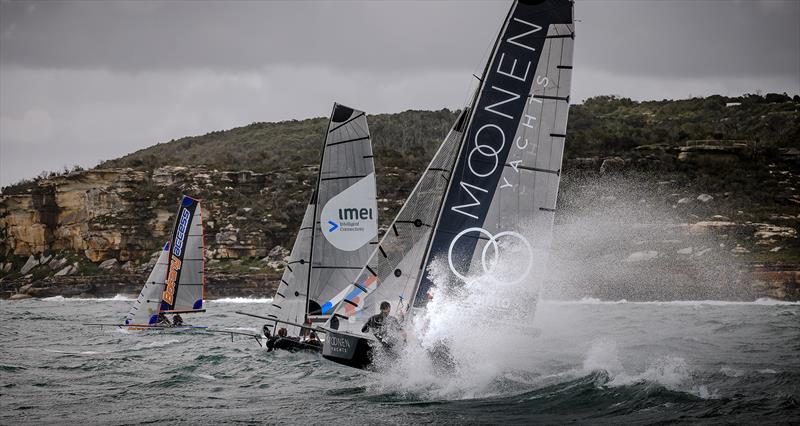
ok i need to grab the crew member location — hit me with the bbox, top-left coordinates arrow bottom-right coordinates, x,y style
361,301 -> 406,346
172,314 -> 184,326
157,312 -> 171,326
266,327 -> 287,352
300,318 -> 312,339
262,324 -> 272,339
306,331 -> 322,348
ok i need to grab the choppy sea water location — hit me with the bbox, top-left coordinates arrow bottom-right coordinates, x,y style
1,297 -> 798,424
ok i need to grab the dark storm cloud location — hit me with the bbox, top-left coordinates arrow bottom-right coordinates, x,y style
1,0 -> 797,79
0,1 -> 508,72
1,0 -> 798,187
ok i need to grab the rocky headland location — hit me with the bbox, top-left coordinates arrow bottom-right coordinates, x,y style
2,94 -> 798,301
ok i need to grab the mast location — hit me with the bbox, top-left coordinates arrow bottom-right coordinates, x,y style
304,104 -> 336,322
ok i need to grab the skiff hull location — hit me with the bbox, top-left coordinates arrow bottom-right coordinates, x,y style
321,330 -> 374,370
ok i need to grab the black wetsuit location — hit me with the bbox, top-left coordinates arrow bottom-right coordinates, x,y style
157,314 -> 171,326
267,336 -> 301,352
361,313 -> 403,347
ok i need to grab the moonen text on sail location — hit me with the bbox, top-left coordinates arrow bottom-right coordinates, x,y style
451,17 -> 555,221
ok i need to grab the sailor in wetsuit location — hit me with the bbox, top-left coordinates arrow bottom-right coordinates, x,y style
362,301 -> 406,348
172,314 -> 184,326
157,312 -> 171,326
266,327 -> 287,352
305,331 -> 322,349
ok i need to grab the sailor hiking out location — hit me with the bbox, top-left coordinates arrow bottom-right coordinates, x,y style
362,301 -> 406,348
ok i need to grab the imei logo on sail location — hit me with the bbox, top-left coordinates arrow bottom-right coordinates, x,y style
162,207 -> 191,304
328,207 -> 374,233
319,173 -> 378,252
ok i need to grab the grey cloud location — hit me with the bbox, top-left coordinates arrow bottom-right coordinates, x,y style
1,0 -> 799,187
1,0 -> 798,80
0,1 -> 507,72
576,0 -> 800,79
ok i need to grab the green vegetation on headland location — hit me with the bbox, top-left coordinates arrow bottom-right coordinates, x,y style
1,93 -> 798,300
102,92 -> 800,246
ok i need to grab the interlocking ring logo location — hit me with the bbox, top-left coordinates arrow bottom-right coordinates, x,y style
447,227 -> 534,285
467,124 -> 506,178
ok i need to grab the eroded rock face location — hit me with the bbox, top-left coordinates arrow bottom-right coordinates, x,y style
600,157 -> 625,175
1,166 -> 298,274
262,245 -> 290,271
20,255 -> 38,274
99,258 -> 118,270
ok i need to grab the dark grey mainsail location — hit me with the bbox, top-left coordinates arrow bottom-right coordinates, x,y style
415,0 -> 574,308
265,103 -> 378,336
323,0 -> 575,368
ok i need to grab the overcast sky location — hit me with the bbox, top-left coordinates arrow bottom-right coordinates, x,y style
1,0 -> 798,187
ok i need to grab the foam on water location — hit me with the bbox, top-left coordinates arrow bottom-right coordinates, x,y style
580,340 -> 714,399
130,339 -> 180,350
41,294 -> 135,302
366,236 -> 750,402
371,239 -> 554,400
1,296 -> 797,423
196,373 -> 217,380
546,297 -> 800,306
209,297 -> 273,304
37,295 -> 275,304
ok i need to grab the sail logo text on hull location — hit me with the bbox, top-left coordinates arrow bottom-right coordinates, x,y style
325,334 -> 356,357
